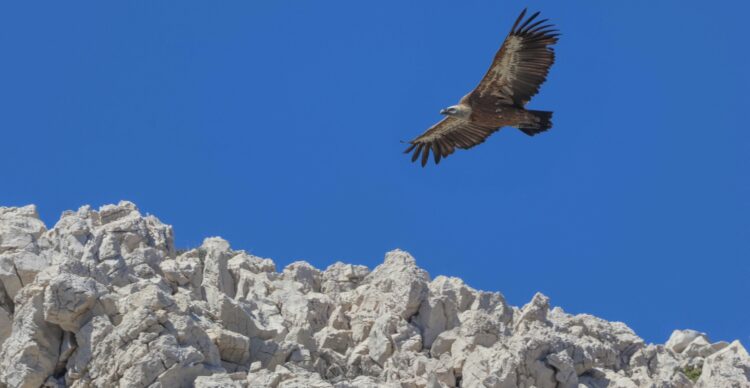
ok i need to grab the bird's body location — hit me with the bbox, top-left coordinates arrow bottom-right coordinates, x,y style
404,9 -> 560,166
451,94 -> 546,128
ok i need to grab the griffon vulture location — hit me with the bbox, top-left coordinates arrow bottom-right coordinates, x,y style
404,9 -> 560,166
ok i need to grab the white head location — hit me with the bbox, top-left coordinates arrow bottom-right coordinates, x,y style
440,104 -> 471,119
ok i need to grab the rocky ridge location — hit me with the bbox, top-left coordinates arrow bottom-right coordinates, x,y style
0,201 -> 747,387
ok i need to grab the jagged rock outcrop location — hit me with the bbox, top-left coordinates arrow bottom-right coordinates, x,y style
0,202 -> 747,388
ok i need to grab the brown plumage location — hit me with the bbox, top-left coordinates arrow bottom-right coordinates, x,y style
404,9 -> 560,166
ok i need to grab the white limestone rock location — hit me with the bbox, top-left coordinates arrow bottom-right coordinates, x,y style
0,202 -> 747,388
320,262 -> 369,296
515,292 -> 550,330
683,335 -> 715,358
201,237 -> 236,297
208,328 -> 251,365
667,329 -> 709,354
0,305 -> 11,347
43,273 -> 106,332
0,284 -> 62,388
0,205 -> 49,303
696,340 -> 750,388
354,249 -> 429,321
283,261 -> 322,293
414,276 -> 475,348
0,205 -> 46,253
195,372 -> 248,388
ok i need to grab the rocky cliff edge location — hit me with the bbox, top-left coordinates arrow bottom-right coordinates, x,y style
0,202 -> 747,388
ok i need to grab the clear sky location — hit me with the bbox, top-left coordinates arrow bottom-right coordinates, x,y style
1,1 -> 748,344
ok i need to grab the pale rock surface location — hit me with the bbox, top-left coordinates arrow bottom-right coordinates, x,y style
696,341 -> 750,388
0,202 -> 747,388
667,329 -> 709,354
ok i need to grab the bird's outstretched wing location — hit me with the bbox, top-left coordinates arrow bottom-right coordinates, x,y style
403,117 -> 499,166
470,9 -> 559,108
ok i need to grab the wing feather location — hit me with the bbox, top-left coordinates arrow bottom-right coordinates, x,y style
516,11 -> 540,32
509,8 -> 527,32
411,143 -> 424,162
421,143 -> 431,166
470,9 -> 559,108
523,18 -> 549,33
403,117 -> 499,167
432,142 -> 441,164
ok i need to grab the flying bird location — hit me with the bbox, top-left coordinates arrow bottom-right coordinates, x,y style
404,9 -> 560,166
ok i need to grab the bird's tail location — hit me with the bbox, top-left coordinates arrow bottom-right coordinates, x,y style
518,110 -> 553,136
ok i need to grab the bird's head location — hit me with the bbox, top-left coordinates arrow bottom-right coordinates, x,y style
440,105 -> 471,119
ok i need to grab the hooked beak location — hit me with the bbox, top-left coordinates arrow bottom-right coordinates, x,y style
439,108 -> 448,115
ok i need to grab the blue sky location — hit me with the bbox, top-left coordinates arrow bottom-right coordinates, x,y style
1,1 -> 748,344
